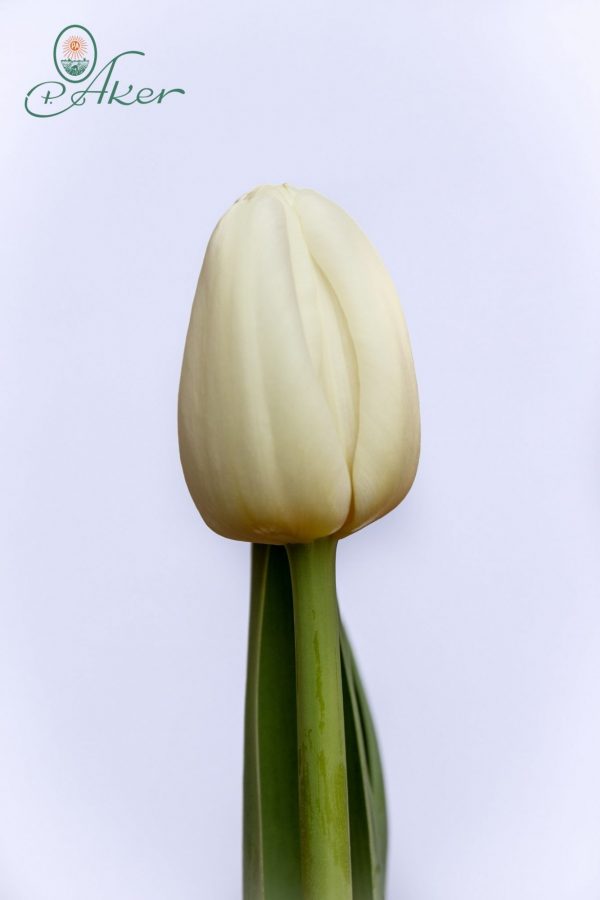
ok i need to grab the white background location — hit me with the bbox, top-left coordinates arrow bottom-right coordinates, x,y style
2,2 -> 600,898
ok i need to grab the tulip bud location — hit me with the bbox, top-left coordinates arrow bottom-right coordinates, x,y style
178,184 -> 420,544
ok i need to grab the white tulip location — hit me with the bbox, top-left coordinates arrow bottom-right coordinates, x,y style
178,184 -> 420,544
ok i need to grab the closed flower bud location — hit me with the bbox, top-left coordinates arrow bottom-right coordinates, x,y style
178,184 -> 420,544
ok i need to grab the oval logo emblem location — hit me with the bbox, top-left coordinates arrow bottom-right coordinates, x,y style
53,25 -> 97,83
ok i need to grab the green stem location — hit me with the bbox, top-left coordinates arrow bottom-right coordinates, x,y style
286,537 -> 353,900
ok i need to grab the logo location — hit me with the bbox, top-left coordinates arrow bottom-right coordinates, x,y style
54,25 -> 97,82
25,24 -> 185,118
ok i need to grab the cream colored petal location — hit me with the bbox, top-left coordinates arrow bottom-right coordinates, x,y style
282,199 -> 359,469
178,188 -> 352,543
293,189 -> 421,535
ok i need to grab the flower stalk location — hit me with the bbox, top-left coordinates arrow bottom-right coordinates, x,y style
286,538 -> 352,900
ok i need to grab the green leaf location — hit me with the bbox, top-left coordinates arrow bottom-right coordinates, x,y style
340,622 -> 388,900
243,544 -> 302,900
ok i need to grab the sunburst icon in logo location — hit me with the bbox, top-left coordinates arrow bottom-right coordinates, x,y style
60,32 -> 89,77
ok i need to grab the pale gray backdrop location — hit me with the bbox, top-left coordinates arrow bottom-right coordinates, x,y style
1,1 -> 600,898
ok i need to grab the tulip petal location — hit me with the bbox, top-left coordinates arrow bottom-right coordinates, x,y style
283,194 -> 359,469
293,189 -> 420,535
